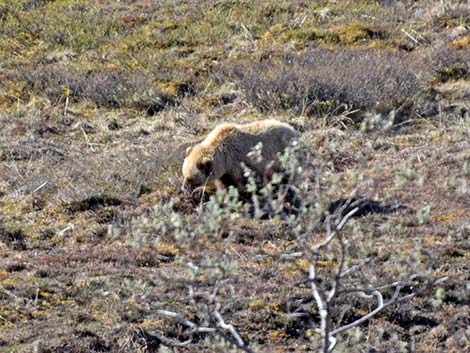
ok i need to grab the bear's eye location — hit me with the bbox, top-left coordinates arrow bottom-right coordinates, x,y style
197,160 -> 212,175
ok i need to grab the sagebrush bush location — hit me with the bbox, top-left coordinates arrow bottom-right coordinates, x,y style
227,48 -> 430,121
19,65 -> 182,114
428,45 -> 470,82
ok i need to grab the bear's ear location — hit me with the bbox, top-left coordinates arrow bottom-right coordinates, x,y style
185,146 -> 193,156
197,158 -> 213,175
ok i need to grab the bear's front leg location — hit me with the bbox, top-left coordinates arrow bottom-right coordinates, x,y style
214,179 -> 226,190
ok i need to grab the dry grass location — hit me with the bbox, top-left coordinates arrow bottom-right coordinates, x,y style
0,1 -> 469,352
227,48 -> 430,120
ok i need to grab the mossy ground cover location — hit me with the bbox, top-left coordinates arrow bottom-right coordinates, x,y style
0,1 -> 469,352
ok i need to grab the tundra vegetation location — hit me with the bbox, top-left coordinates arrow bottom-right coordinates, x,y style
0,1 -> 469,352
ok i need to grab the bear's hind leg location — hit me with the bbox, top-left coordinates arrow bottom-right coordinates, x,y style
219,174 -> 238,188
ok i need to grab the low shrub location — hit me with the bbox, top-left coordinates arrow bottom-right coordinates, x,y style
18,64 -> 191,114
227,48 -> 431,121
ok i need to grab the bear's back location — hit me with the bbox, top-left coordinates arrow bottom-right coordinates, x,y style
240,119 -> 296,136
200,119 -> 298,156
237,119 -> 298,151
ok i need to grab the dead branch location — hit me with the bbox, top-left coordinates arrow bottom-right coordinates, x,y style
156,262 -> 253,352
301,207 -> 448,353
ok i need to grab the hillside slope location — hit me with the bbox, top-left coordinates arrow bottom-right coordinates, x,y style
0,1 -> 469,352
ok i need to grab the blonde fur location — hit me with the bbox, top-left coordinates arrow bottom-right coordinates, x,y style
182,119 -> 298,191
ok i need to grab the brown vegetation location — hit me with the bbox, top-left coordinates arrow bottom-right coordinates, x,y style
0,1 -> 469,352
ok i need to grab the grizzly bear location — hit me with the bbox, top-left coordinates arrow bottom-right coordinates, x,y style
182,119 -> 299,192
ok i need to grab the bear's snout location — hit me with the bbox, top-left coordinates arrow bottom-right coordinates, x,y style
181,176 -> 196,192
184,172 -> 208,188
181,176 -> 200,193
181,177 -> 211,201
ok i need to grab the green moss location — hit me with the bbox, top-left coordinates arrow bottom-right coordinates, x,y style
281,26 -> 326,48
433,65 -> 469,83
452,35 -> 470,49
332,22 -> 389,45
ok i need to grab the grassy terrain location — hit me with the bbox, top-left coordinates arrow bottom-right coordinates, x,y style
0,1 -> 469,352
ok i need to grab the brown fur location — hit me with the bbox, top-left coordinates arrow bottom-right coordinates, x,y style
182,119 -> 299,191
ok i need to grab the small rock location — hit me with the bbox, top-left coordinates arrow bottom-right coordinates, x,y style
46,50 -> 76,63
450,25 -> 469,39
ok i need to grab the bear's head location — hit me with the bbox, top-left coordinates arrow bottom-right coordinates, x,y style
182,145 -> 216,189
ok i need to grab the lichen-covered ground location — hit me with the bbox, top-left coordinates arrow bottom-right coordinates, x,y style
0,1 -> 469,352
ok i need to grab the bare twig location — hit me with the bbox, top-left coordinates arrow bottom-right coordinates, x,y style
401,28 -> 425,46
309,262 -> 334,352
331,290 -> 384,335
156,309 -> 216,334
239,22 -> 254,42
0,314 -> 16,327
157,263 -> 253,352
214,303 -> 247,349
32,181 -> 48,194
298,203 -> 446,353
